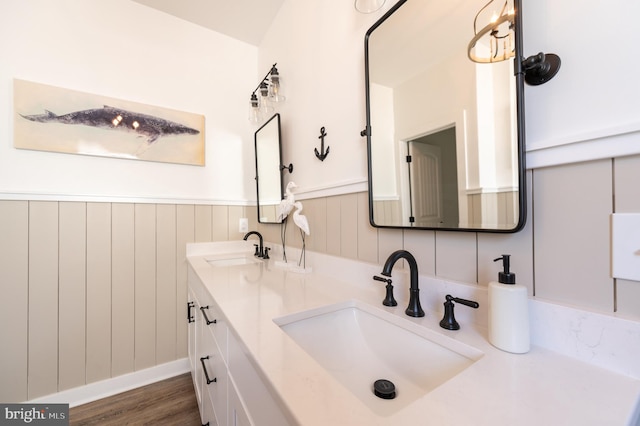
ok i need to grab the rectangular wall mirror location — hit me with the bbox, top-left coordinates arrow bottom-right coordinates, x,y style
364,0 -> 526,232
255,113 -> 284,223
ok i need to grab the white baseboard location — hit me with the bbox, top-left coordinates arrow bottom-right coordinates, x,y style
28,358 -> 190,407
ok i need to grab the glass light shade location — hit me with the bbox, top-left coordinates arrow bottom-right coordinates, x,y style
355,0 -> 385,13
269,78 -> 286,103
268,66 -> 286,103
248,94 -> 262,124
259,89 -> 274,117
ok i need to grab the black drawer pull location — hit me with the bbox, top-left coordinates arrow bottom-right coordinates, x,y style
187,302 -> 195,323
200,356 -> 217,385
200,306 -> 217,325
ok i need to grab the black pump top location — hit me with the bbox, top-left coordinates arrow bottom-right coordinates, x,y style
494,255 -> 516,284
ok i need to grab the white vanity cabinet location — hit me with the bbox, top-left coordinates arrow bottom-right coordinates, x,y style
188,266 -> 291,426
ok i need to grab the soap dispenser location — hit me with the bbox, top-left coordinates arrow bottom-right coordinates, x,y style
488,255 -> 530,353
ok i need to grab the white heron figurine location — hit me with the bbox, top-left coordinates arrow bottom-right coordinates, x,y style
277,181 -> 297,221
292,201 -> 310,268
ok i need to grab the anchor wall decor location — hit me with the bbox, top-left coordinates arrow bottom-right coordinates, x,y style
314,126 -> 330,161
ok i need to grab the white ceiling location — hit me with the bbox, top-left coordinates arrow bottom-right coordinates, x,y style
132,0 -> 285,46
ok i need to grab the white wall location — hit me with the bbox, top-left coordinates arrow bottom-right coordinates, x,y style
0,0 -> 258,203
522,0 -> 640,164
257,0 -> 384,197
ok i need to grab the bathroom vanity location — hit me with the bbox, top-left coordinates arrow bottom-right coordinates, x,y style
187,241 -> 640,426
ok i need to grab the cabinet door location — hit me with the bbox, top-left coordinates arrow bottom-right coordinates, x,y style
229,378 -> 253,426
190,290 -> 204,420
201,338 -> 228,425
202,396 -> 218,426
187,288 -> 197,374
200,312 -> 228,426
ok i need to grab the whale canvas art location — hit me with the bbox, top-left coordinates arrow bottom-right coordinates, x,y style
13,79 -> 205,165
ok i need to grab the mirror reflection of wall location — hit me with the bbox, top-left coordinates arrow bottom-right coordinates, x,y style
255,113 -> 283,223
366,0 -> 523,231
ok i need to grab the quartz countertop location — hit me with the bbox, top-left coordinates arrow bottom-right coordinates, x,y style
187,242 -> 640,426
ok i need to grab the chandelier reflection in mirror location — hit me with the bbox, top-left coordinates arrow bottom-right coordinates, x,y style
468,0 -> 561,85
468,0 -> 515,63
248,63 -> 285,125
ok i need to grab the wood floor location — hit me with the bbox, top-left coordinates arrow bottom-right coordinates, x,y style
69,373 -> 201,425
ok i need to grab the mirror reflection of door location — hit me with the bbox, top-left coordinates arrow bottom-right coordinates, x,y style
406,126 -> 458,228
365,0 -> 525,231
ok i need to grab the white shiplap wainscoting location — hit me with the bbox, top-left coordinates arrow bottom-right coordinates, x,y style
0,199 -> 254,403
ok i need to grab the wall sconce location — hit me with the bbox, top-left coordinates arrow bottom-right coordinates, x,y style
355,0 -> 386,13
248,63 -> 285,125
468,0 -> 560,85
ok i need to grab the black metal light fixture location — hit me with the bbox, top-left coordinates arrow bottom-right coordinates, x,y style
248,63 -> 285,125
468,0 -> 561,86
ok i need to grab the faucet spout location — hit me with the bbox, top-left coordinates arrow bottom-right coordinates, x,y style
243,231 -> 264,257
380,250 -> 425,317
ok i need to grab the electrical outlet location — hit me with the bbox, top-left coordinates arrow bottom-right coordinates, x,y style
612,213 -> 640,281
239,217 -> 249,233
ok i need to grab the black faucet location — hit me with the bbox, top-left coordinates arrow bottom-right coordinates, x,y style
243,231 -> 264,257
379,250 -> 425,317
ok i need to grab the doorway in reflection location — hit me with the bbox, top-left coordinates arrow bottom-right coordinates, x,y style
405,126 -> 459,228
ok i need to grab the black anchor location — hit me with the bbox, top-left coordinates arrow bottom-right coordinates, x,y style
314,126 -> 330,161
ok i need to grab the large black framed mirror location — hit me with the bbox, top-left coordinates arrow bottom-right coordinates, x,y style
364,0 -> 526,232
255,113 -> 284,223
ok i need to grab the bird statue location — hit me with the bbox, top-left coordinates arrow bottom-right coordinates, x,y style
277,181 -> 297,222
292,201 -> 310,268
292,201 -> 310,236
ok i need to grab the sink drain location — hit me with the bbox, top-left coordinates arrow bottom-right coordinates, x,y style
373,379 -> 396,399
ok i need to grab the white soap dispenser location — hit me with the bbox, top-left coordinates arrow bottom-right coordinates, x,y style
488,255 -> 530,353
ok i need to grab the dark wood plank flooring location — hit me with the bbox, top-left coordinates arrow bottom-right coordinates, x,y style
69,373 -> 201,425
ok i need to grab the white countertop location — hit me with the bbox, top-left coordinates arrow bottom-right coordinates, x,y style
187,242 -> 640,426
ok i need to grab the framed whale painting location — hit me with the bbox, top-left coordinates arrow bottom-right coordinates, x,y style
13,79 -> 205,166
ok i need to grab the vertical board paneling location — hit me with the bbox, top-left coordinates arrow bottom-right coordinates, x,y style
58,202 -> 86,391
135,204 -> 157,370
111,203 -> 135,376
228,206 -> 247,242
28,201 -> 59,399
176,205 -> 195,359
156,204 -> 177,364
305,197 -> 327,254
357,192 -> 378,263
340,194 -> 358,260
0,201 -> 29,402
533,161 -> 613,311
326,196 -> 341,256
435,232 -> 477,283
86,203 -> 112,383
195,205 -> 213,242
212,205 -> 229,241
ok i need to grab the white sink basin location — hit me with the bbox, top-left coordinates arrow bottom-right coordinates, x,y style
205,254 -> 261,267
274,300 -> 483,416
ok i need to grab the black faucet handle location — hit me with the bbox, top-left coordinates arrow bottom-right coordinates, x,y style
439,294 -> 479,330
263,247 -> 270,259
448,295 -> 479,309
253,244 -> 260,257
373,275 -> 397,307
